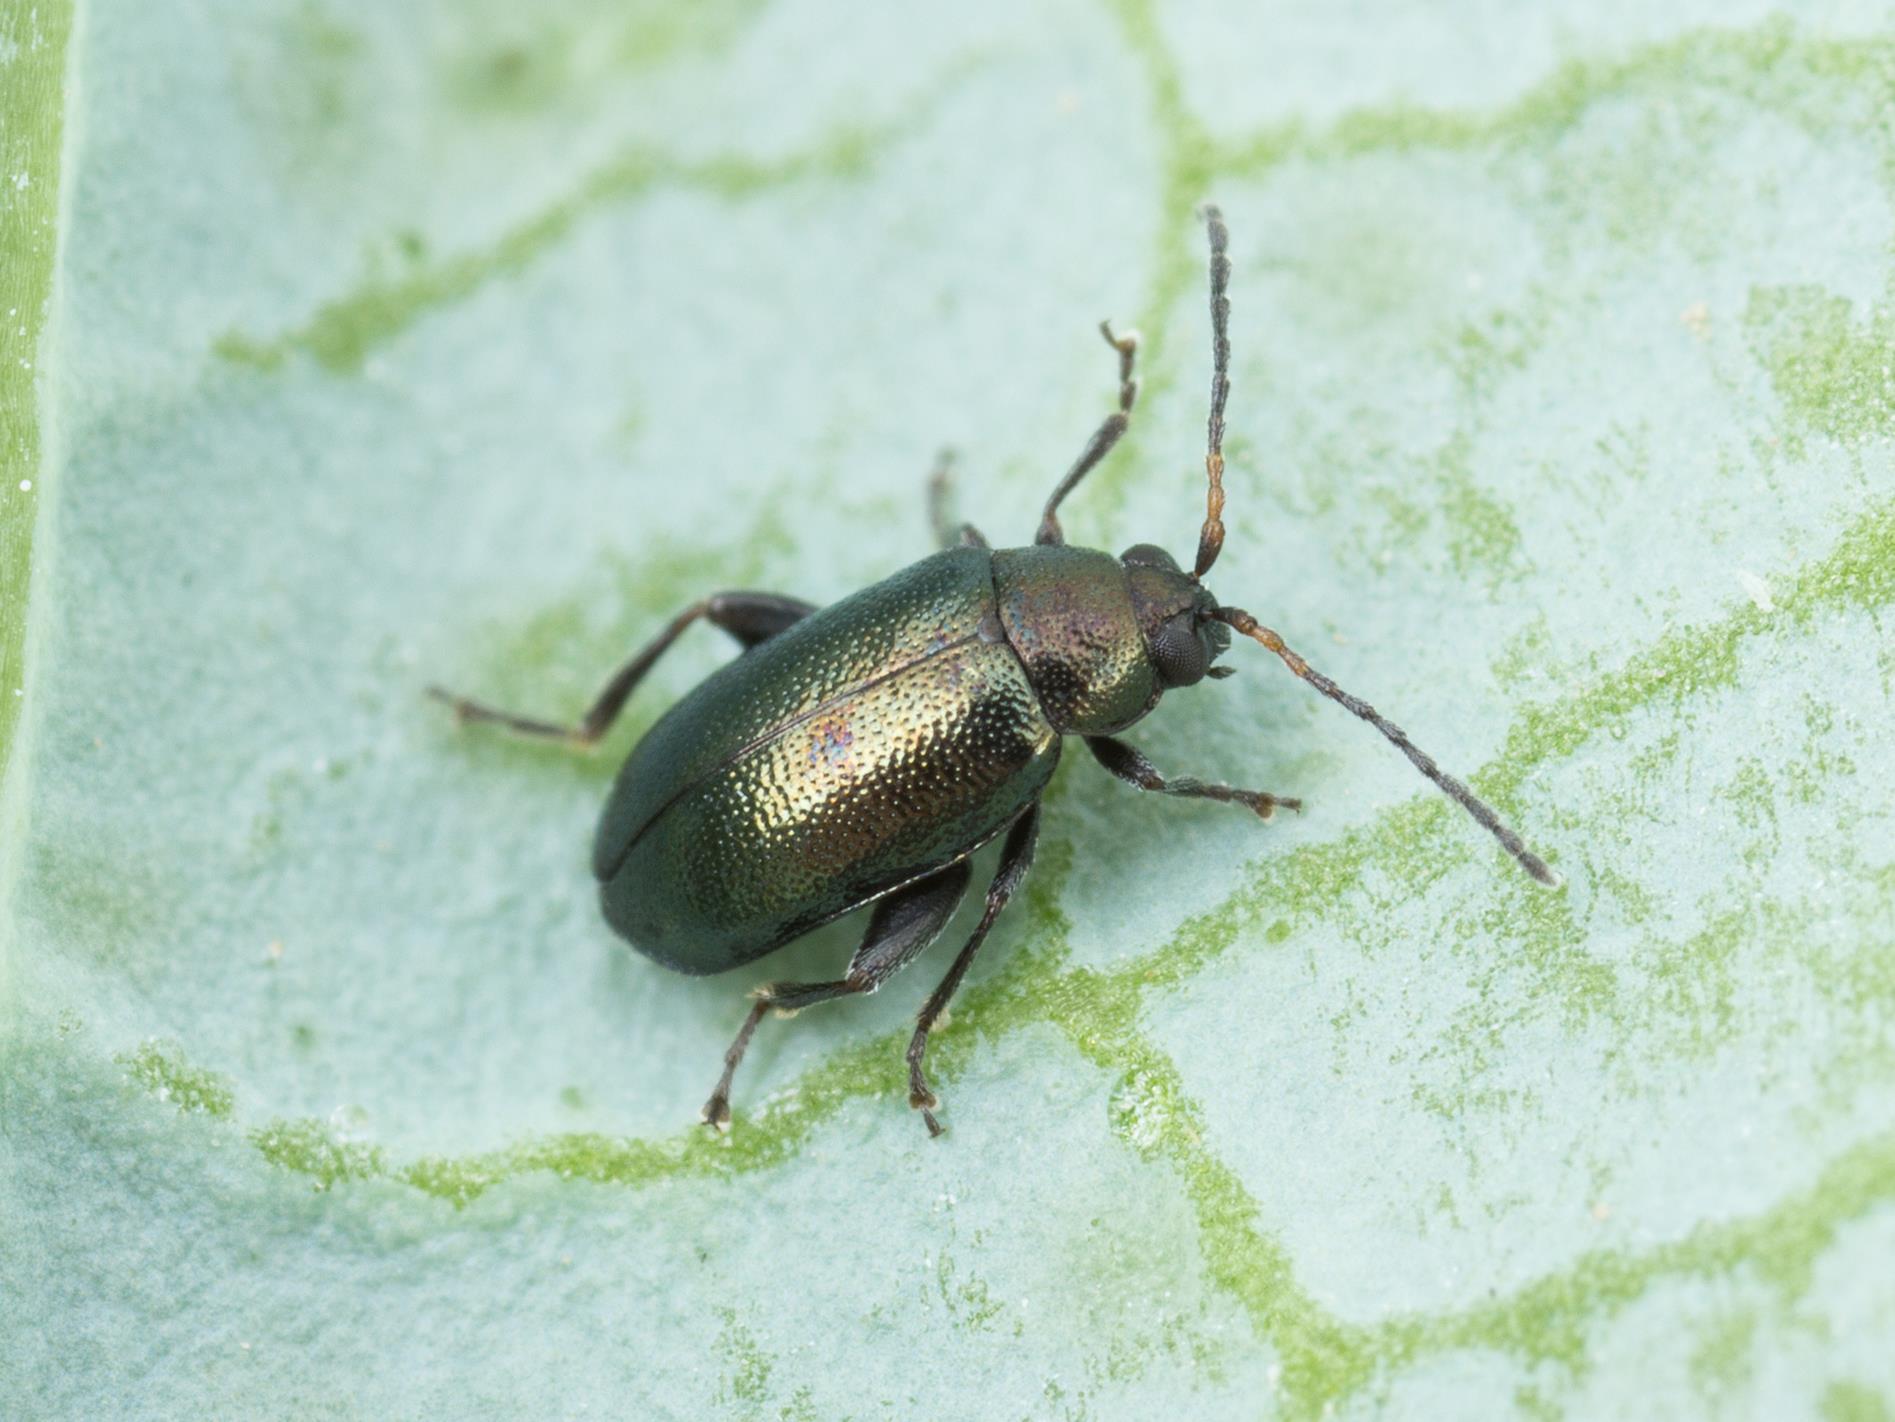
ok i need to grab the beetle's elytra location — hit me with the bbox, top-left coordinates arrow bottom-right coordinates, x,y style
431,207 -> 1556,1137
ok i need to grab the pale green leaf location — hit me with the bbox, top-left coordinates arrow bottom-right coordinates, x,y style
5,2 -> 1894,1417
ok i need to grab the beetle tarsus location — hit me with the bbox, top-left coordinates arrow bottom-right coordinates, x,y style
1085,735 -> 1300,825
430,591 -> 817,754
700,1096 -> 732,1133
1244,791 -> 1302,821
910,1084 -> 945,1137
425,683 -> 597,747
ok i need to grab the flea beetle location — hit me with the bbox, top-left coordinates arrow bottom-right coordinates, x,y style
431,206 -> 1556,1137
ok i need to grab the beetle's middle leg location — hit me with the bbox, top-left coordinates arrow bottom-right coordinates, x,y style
1086,735 -> 1302,821
906,803 -> 1040,1137
928,450 -> 989,550
700,861 -> 972,1131
428,591 -> 815,747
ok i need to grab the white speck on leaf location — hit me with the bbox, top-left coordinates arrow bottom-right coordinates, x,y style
1737,569 -> 1775,612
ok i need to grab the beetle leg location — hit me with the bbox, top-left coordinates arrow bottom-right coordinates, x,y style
905,804 -> 1040,1137
1034,321 -> 1140,546
699,862 -> 972,1131
927,450 -> 989,550
427,591 -> 816,747
1086,735 -> 1302,821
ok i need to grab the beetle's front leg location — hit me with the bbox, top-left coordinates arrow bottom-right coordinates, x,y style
1085,735 -> 1302,821
428,591 -> 815,748
1034,321 -> 1140,546
905,804 -> 1039,1137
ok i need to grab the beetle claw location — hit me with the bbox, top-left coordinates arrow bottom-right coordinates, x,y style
910,1086 -> 945,1135
1251,793 -> 1303,821
700,1096 -> 732,1134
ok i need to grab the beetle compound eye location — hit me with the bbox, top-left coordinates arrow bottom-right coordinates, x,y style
1149,614 -> 1209,688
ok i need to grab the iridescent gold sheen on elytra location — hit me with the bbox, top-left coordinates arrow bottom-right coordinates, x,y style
595,545 -> 1152,973
435,206 -> 1556,1137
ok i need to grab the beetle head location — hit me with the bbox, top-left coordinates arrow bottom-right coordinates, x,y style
1120,543 -> 1233,690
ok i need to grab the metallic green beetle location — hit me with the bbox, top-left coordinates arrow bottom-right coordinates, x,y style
431,207 -> 1556,1136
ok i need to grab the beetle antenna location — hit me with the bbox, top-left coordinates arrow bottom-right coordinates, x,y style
1210,606 -> 1559,886
1194,203 -> 1232,580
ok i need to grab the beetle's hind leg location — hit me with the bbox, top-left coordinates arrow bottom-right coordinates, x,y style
928,450 -> 989,550
906,804 -> 1040,1137
428,591 -> 815,748
700,861 -> 972,1131
1086,735 -> 1302,820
